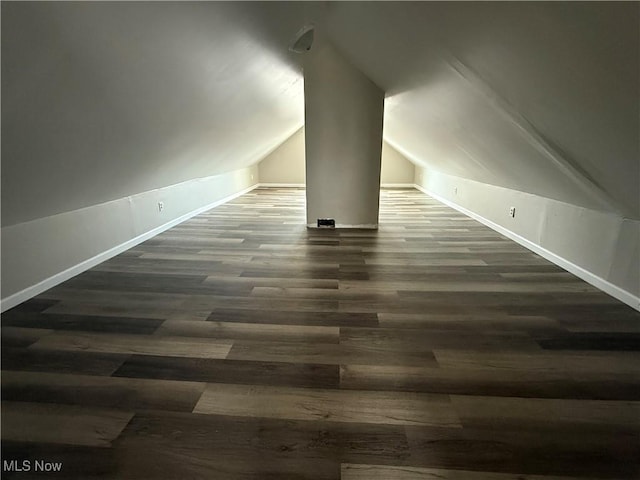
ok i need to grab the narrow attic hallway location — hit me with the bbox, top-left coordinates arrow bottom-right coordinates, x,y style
2,187 -> 639,479
1,2 -> 639,479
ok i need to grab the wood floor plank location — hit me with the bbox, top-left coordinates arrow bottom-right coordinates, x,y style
339,364 -> 617,400
207,308 -> 379,327
396,290 -> 559,306
404,424 -> 639,478
535,332 -> 640,351
154,319 -> 340,343
29,332 -> 233,359
504,302 -> 634,316
556,314 -> 640,333
340,326 -> 541,352
227,339 -> 439,367
377,313 -> 563,333
1,326 -> 54,348
38,288 -> 188,309
449,395 -> 640,433
113,354 -> 340,388
204,275 -> 340,289
499,272 -> 583,282
1,347 -> 128,376
1,371 -> 206,413
174,293 -> 340,312
193,383 -> 460,427
2,311 -> 165,334
433,349 -> 640,376
1,298 -> 60,313
364,258 -> 488,266
338,299 -> 499,315
240,267 -> 340,280
1,401 -> 133,447
37,301 -> 185,320
250,285 -> 379,300
346,280 -> 598,294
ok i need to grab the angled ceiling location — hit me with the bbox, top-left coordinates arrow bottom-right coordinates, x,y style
323,1 -> 639,218
2,2 -> 638,227
1,2 -> 308,226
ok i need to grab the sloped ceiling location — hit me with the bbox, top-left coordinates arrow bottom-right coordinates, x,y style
2,2 -> 638,227
1,2 -> 310,226
323,1 -> 639,218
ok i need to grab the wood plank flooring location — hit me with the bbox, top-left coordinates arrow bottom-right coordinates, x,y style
2,187 -> 639,479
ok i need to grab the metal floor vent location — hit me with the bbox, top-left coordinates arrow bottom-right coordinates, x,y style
317,218 -> 335,228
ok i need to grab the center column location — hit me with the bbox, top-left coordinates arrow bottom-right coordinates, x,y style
303,40 -> 385,228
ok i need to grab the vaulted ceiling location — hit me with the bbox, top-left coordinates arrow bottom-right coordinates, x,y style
2,2 -> 638,226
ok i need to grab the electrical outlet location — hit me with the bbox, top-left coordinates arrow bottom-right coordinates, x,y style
509,207 -> 516,218
454,187 -> 458,195
158,201 -> 164,212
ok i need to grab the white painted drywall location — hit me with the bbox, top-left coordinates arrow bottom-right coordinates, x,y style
414,166 -> 640,310
1,2 -> 304,227
258,127 -> 306,185
304,40 -> 385,228
0,166 -> 259,311
381,142 -> 416,185
257,126 -> 414,187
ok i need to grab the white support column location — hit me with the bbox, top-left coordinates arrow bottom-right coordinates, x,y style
303,41 -> 385,228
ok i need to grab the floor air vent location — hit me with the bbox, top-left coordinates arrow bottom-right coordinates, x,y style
317,218 -> 336,228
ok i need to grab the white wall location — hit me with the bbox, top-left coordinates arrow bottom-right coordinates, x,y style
258,126 -> 414,187
258,127 -> 306,185
381,142 -> 415,185
0,166 -> 259,311
304,40 -> 385,228
415,167 -> 640,310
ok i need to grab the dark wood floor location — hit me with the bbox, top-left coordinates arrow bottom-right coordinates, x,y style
2,187 -> 639,479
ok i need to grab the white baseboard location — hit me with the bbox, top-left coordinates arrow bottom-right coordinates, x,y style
0,184 -> 258,313
414,184 -> 640,311
306,224 -> 378,229
381,183 -> 416,188
258,183 -> 305,188
257,183 -> 416,189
